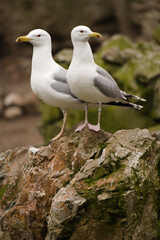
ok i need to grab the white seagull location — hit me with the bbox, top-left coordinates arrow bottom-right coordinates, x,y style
16,29 -> 86,141
67,25 -> 145,132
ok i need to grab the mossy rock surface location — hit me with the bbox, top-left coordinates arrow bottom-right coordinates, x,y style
153,24 -> 160,44
0,128 -> 160,240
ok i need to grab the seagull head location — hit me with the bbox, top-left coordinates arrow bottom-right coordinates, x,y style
16,29 -> 51,47
71,25 -> 102,43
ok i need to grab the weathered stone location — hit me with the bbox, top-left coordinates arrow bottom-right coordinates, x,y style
0,128 -> 160,240
4,106 -> 23,119
153,24 -> 160,44
135,56 -> 160,83
0,88 -> 3,97
46,186 -> 86,240
102,47 -> 140,65
0,99 -> 3,116
151,79 -> 160,119
130,0 -> 160,40
45,128 -> 160,240
23,92 -> 40,115
102,47 -> 126,65
3,92 -> 24,107
54,49 -> 73,65
1,0 -> 160,60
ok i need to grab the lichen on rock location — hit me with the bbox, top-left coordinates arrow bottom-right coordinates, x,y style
0,127 -> 160,240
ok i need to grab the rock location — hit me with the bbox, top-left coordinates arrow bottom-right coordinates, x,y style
130,0 -> 160,40
23,92 -> 40,115
153,24 -> 160,44
38,104 -> 63,143
148,124 -> 160,141
3,92 -> 40,117
3,92 -> 24,107
4,106 -> 23,119
0,99 -> 3,116
135,53 -> 160,83
151,79 -> 160,119
95,35 -> 135,69
102,47 -> 126,65
54,49 -> 73,65
0,127 -> 160,240
2,0 -> 160,59
46,186 -> 86,240
0,87 -> 3,97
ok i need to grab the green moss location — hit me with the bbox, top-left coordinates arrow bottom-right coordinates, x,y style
78,189 -> 99,200
85,166 -> 110,185
156,157 -> 160,232
39,103 -> 62,124
114,60 -> 139,92
153,25 -> 160,44
0,184 -> 8,199
1,177 -> 21,208
39,120 -> 62,143
80,190 -> 126,226
100,106 -> 154,134
83,160 -> 125,188
156,220 -> 160,237
135,57 -> 160,81
102,35 -> 135,51
96,144 -> 106,158
0,233 -> 10,240
128,167 -> 155,225
67,109 -> 84,127
136,41 -> 153,54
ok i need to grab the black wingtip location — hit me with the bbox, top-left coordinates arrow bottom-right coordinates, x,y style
121,91 -> 146,102
105,101 -> 143,110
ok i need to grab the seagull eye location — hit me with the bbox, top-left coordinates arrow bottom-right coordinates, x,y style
37,34 -> 41,37
80,30 -> 84,33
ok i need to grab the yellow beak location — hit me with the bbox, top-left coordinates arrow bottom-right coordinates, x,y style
16,36 -> 32,43
88,32 -> 102,38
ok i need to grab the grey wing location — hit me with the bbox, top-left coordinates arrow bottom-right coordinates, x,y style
51,81 -> 78,98
96,65 -> 115,80
51,67 -> 80,99
94,65 -> 126,100
52,67 -> 67,83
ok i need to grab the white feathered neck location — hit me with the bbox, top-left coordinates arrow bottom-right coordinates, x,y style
32,43 -> 58,72
71,41 -> 95,66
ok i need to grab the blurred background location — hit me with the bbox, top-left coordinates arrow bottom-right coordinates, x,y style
1,0 -> 160,152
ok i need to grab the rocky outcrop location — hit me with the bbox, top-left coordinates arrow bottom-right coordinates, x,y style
0,127 -> 160,240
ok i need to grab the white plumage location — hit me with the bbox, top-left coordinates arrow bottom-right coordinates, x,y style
16,29 -> 84,141
67,25 -> 145,132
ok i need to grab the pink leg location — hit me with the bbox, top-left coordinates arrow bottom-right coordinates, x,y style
88,103 -> 101,132
50,109 -> 68,142
88,123 -> 100,132
75,122 -> 88,132
75,103 -> 88,132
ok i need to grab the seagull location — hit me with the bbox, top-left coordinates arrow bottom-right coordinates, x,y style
16,29 -> 86,141
67,25 -> 146,132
